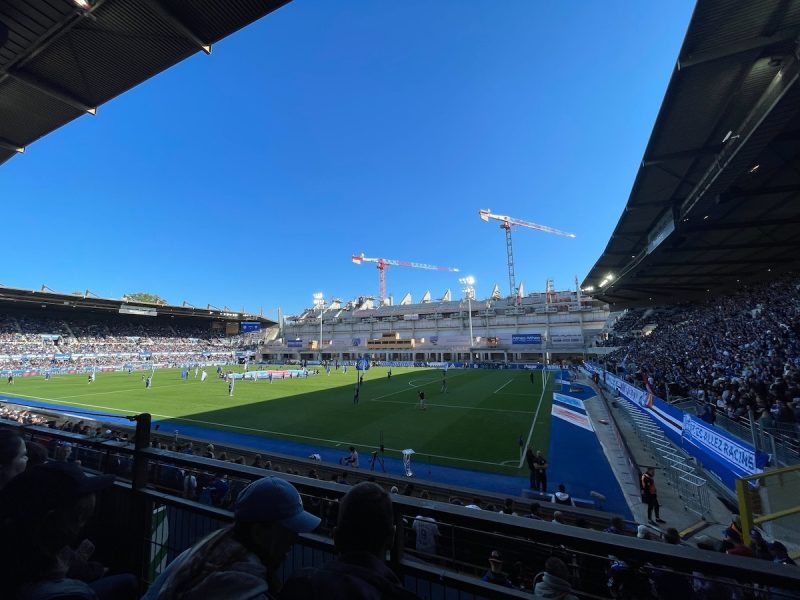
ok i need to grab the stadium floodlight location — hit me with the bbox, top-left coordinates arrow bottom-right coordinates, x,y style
72,0 -> 92,9
313,293 -> 325,361
459,276 -> 476,355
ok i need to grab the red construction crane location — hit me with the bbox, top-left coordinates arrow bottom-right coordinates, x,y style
479,209 -> 575,297
352,253 -> 460,303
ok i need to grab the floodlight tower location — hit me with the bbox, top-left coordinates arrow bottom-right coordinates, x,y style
313,292 -> 324,361
459,276 -> 476,353
478,209 -> 576,297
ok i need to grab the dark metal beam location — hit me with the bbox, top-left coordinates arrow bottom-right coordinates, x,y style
680,43 -> 800,220
719,184 -> 800,202
686,216 -> 800,231
10,71 -> 95,114
650,258 -> 793,267
147,0 -> 212,55
642,143 -> 724,167
677,28 -> 799,70
632,272 -> 754,279
0,137 -> 24,153
666,240 -> 800,252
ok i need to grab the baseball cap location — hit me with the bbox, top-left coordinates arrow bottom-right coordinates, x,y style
637,525 -> 650,539
234,476 -> 320,533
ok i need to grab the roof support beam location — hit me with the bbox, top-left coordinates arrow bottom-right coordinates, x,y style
666,241 -> 800,252
719,184 -> 800,202
686,216 -> 800,232
642,143 -> 724,167
677,28 -> 799,70
0,137 -> 25,153
650,258 -> 793,267
680,45 -> 800,220
10,71 -> 96,114
147,1 -> 212,55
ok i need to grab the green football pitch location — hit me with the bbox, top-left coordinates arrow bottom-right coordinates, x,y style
3,366 -> 553,474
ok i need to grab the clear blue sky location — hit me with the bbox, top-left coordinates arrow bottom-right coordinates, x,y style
2,0 -> 695,317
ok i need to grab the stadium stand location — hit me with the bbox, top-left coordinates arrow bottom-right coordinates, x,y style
598,274 -> 800,463
1,416 -> 798,598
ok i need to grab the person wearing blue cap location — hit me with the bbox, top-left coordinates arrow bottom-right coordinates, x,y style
142,476 -> 320,600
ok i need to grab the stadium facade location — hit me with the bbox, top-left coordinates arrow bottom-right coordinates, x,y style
259,287 -> 609,364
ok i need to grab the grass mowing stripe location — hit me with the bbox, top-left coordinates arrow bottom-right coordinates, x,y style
368,398 -> 534,414
3,391 -> 512,468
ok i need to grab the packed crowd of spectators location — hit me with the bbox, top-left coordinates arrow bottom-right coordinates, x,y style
1,404 -> 798,598
601,275 -> 800,437
0,313 -> 236,371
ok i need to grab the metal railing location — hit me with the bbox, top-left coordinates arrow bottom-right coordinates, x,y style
611,394 -> 712,519
4,418 -> 800,597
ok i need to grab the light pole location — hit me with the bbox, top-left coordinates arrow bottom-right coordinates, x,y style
313,292 -> 324,362
459,276 -> 475,362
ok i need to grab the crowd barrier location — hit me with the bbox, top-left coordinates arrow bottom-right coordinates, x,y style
3,417 -> 799,598
584,363 -> 770,495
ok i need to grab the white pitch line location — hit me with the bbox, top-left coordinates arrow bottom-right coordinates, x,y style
369,397 -> 534,415
493,379 -> 513,394
1,391 -> 512,468
518,368 -> 550,469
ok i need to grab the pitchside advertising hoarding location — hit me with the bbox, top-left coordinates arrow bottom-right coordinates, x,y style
240,322 -> 261,333
511,333 -> 542,344
287,340 -> 303,348
585,363 -> 769,490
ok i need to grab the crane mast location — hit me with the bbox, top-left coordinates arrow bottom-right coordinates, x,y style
352,254 -> 459,303
479,209 -> 575,297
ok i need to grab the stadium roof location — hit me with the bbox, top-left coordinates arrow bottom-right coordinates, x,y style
583,0 -> 800,307
0,0 -> 290,165
0,285 -> 274,324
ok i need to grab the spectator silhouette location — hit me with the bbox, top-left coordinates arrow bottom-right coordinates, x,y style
0,429 -> 28,490
533,556 -> 578,599
0,461 -> 136,600
143,476 -> 320,600
280,481 -> 420,599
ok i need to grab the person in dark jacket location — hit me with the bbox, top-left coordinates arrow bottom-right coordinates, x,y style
280,482 -> 420,599
143,476 -> 320,600
481,550 -> 514,588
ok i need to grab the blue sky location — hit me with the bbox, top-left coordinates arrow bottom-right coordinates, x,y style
2,0 -> 695,317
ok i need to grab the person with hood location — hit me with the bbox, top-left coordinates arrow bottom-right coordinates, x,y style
533,557 -> 579,600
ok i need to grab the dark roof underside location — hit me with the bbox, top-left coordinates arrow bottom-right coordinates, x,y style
583,0 -> 800,308
0,0 -> 290,164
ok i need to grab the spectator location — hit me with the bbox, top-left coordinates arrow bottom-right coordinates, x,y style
144,476 -> 320,600
412,509 -> 440,557
481,551 -> 514,588
532,556 -> 578,600
280,481 -> 420,599
525,501 -> 543,520
0,461 -> 136,600
25,440 -> 49,468
0,429 -> 27,490
554,484 -> 571,506
604,517 -> 625,535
